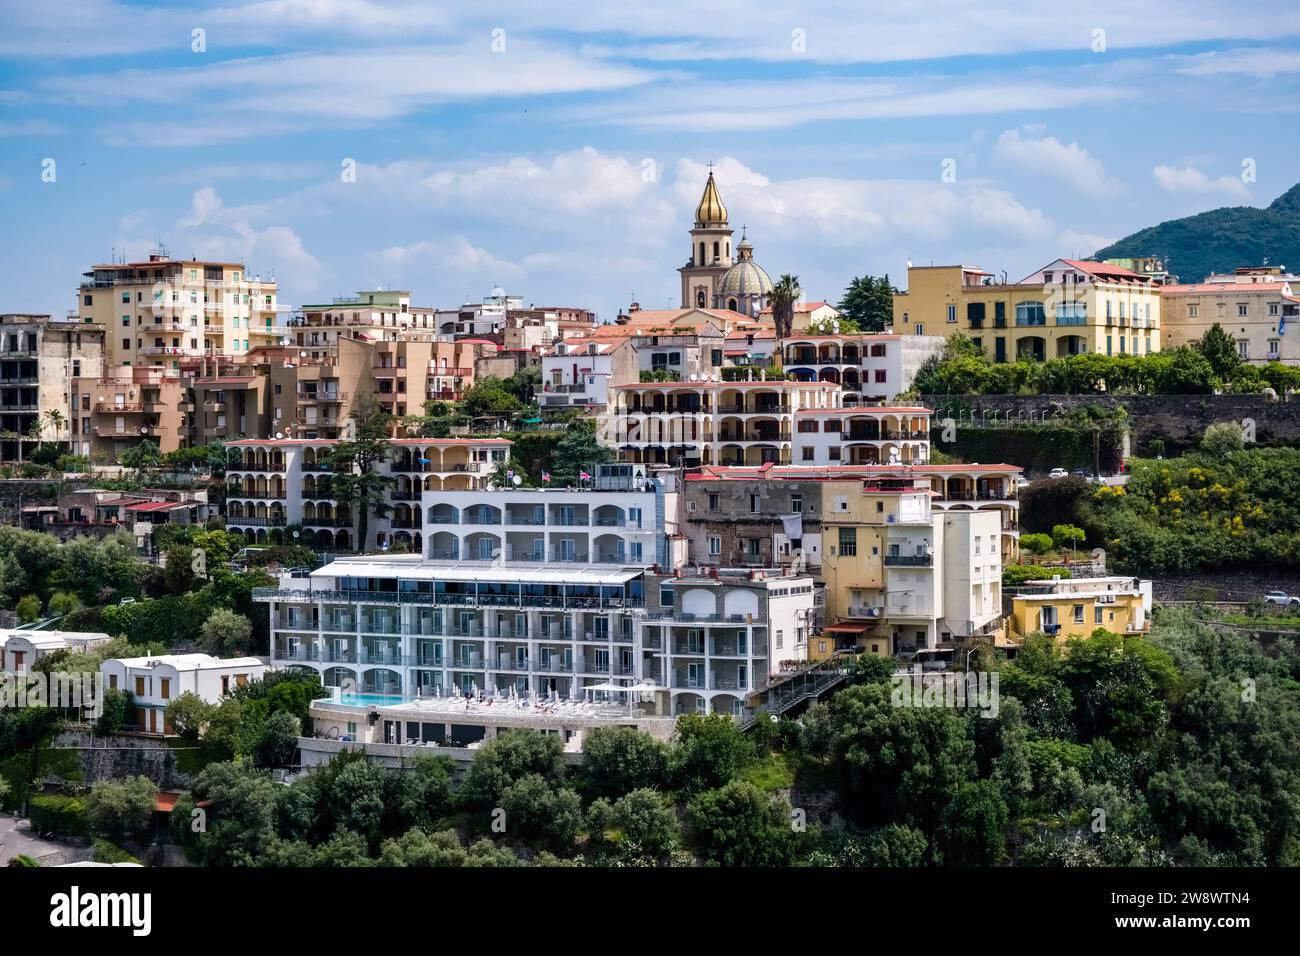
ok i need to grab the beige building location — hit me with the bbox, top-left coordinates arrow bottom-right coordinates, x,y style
1160,281 -> 1300,363
75,252 -> 280,368
71,365 -> 187,459
0,314 -> 106,461
893,259 -> 1163,362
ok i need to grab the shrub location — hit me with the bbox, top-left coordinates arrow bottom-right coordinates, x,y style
29,793 -> 88,838
1019,533 -> 1053,555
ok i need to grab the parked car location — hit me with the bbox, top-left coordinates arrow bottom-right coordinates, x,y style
1071,468 -> 1088,478
1263,590 -> 1300,606
1015,476 -> 1030,490
1048,468 -> 1069,479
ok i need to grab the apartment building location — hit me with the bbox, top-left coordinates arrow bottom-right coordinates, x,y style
224,437 -> 512,551
71,365 -> 187,458
818,476 -> 1003,656
1007,576 -> 1152,643
0,314 -> 106,461
779,332 -> 945,402
75,253 -> 280,368
100,653 -> 267,736
893,259 -> 1162,362
757,300 -> 842,333
681,459 -> 1023,569
1160,281 -> 1300,363
641,568 -> 814,715
256,556 -> 811,720
293,289 -> 441,351
792,405 -> 931,467
605,379 -> 841,468
540,337 -> 635,410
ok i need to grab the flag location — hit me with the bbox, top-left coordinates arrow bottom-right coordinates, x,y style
541,471 -> 551,483
579,470 -> 591,481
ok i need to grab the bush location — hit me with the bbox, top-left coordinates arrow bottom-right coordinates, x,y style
15,594 -> 41,623
95,689 -> 134,737
1019,533 -> 1053,556
92,838 -> 141,865
29,793 -> 88,838
1201,421 -> 1245,457
85,776 -> 157,842
1003,565 -> 1072,586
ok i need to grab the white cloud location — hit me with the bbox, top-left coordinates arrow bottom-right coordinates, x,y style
365,236 -> 524,283
1171,47 -> 1300,78
994,127 -> 1119,197
1152,164 -> 1251,199
1059,229 -> 1117,257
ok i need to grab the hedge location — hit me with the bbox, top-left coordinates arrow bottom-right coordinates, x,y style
29,793 -> 88,838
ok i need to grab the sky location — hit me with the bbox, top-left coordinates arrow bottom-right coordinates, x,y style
2,0 -> 1300,322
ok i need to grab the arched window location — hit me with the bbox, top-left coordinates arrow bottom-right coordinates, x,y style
696,289 -> 706,308
728,298 -> 738,312
712,241 -> 719,260
698,242 -> 705,265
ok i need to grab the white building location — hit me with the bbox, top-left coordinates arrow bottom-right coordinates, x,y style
540,337 -> 627,410
256,558 -> 814,720
791,405 -> 932,467
0,629 -> 112,675
100,653 -> 267,735
779,332 -> 946,402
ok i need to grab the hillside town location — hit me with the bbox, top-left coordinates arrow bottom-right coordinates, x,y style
3,166 -> 1296,878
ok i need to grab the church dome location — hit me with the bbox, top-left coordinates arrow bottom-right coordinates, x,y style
718,258 -> 773,298
695,172 -> 728,226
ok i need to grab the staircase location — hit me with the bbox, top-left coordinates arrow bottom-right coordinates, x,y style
740,651 -> 859,729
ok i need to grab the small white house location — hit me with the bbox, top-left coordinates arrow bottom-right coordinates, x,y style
99,653 -> 267,735
0,629 -> 113,675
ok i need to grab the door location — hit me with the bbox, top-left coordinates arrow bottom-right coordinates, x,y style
148,709 -> 157,734
687,662 -> 704,688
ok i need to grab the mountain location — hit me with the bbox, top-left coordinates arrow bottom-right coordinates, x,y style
1093,183 -> 1300,283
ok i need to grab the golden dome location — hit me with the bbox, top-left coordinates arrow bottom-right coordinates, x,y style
694,172 -> 728,226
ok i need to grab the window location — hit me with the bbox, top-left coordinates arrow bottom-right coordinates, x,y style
1094,606 -> 1103,624
746,538 -> 761,558
121,292 -> 130,303
122,315 -> 130,326
829,447 -> 841,461
791,494 -> 803,513
749,494 -> 760,513
775,630 -> 783,650
660,585 -> 675,608
947,304 -> 957,323
1269,339 -> 1281,357
874,369 -> 887,383
1073,605 -> 1085,624
870,343 -> 887,358
1269,303 -> 1279,316
915,323 -> 924,335
1238,340 -> 1250,360
708,536 -> 721,556
797,419 -> 818,433
708,493 -> 719,512
801,447 -> 815,461
823,418 -> 841,432
1238,303 -> 1249,317
1015,302 -> 1046,326
1188,304 -> 1198,318
838,527 -> 857,557
835,496 -> 848,512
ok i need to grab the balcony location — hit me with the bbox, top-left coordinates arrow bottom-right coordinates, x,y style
94,401 -> 146,413
226,516 -> 287,527
884,554 -> 933,567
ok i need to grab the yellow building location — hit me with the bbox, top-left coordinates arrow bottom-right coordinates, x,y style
1007,576 -> 1152,643
76,252 -> 280,369
893,259 -> 1162,363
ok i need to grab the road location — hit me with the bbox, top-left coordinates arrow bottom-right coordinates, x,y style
0,813 -> 65,864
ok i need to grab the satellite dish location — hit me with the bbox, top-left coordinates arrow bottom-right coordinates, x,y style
906,260 -> 913,269
275,432 -> 284,440
139,426 -> 149,434
512,475 -> 522,486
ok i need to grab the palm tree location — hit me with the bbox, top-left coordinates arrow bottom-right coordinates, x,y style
770,273 -> 801,373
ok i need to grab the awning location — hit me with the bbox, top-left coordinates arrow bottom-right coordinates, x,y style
823,624 -> 868,634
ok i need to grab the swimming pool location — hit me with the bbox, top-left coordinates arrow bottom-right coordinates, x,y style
335,693 -> 408,707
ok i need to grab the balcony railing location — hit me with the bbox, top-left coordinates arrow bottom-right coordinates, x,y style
884,554 -> 933,567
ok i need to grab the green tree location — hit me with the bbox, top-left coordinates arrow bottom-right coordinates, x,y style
459,376 -> 523,418
770,273 -> 801,365
604,788 -> 680,861
95,688 -> 134,737
1019,532 -> 1054,556
1051,523 -> 1086,552
499,773 -> 583,852
1193,323 -> 1242,381
457,729 -> 566,810
579,727 -> 670,801
837,273 -> 895,332
254,710 -> 301,768
669,713 -> 755,793
548,419 -> 613,485
326,393 -> 395,552
934,780 -> 1009,864
85,776 -> 157,842
166,692 -> 213,739
378,827 -> 467,867
163,543 -> 198,594
15,594 -> 40,623
687,780 -> 794,866
200,607 -> 254,656
120,439 -> 163,471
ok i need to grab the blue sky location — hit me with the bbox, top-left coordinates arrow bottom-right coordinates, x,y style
3,0 -> 1300,321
